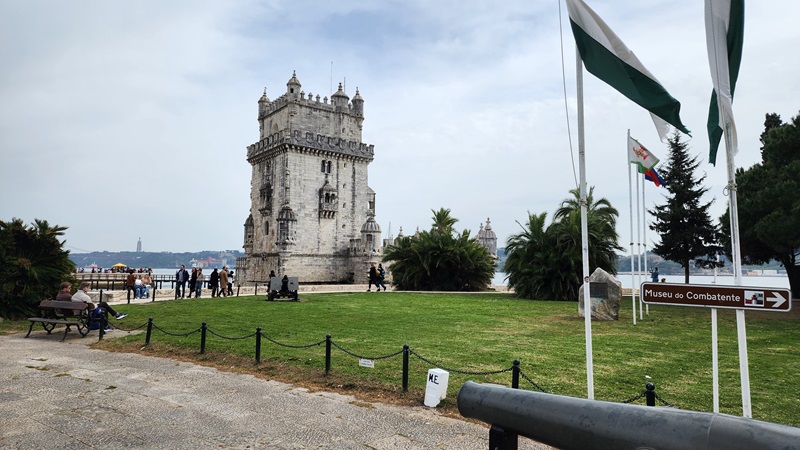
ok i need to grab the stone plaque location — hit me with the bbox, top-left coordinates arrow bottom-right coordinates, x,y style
590,282 -> 608,299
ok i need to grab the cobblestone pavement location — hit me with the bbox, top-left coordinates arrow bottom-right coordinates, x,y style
0,332 -> 549,449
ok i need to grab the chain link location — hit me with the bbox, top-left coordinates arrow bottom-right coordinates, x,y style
330,341 -> 404,360
620,391 -> 646,404
654,392 -> 676,407
518,369 -> 548,393
205,327 -> 257,340
151,323 -> 201,337
409,349 -> 512,376
109,322 -> 149,332
261,334 -> 326,349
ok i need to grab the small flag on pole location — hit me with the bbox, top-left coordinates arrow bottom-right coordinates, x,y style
566,0 -> 690,141
629,136 -> 659,171
643,167 -> 666,187
705,0 -> 744,166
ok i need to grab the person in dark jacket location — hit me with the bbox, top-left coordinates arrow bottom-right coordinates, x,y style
175,265 -> 190,299
209,268 -> 220,298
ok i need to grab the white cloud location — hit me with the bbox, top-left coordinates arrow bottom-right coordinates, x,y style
1,0 -> 798,257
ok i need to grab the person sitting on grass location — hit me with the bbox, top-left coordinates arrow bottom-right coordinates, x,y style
63,281 -> 127,332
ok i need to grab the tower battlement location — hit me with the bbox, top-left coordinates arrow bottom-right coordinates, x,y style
247,130 -> 374,162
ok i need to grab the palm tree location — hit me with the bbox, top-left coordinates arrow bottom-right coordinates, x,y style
383,209 -> 494,291
0,218 -> 76,319
504,187 -> 622,301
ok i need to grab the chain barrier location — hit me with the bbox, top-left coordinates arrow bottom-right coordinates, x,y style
654,392 -> 675,407
205,327 -> 257,340
409,349 -> 513,376
108,321 -> 149,333
151,322 -> 201,337
518,369 -> 548,393
330,341 -> 404,361
261,334 -> 326,349
141,320 -> 676,407
620,391 -> 646,404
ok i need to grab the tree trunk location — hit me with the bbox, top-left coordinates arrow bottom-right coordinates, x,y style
780,255 -> 800,299
684,262 -> 690,284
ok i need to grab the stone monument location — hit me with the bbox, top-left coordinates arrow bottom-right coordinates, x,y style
577,267 -> 621,321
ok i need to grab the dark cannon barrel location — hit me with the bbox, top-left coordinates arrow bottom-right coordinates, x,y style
457,381 -> 800,450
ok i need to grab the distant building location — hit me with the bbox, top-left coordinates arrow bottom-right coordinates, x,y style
136,237 -> 142,253
476,218 -> 497,258
236,72 -> 382,284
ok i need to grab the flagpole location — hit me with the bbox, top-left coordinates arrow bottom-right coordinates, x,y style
577,50 -> 594,400
635,168 -> 643,320
725,118 -> 750,417
642,175 -> 649,316
627,130 -> 637,326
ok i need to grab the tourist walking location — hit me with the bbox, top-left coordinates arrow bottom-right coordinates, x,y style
219,267 -> 229,297
377,263 -> 387,291
188,267 -> 198,298
227,270 -> 235,296
175,265 -> 190,299
209,268 -> 220,298
367,263 -> 378,292
195,268 -> 204,298
126,270 -> 137,299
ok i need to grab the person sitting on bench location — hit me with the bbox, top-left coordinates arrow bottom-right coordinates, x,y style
61,282 -> 128,329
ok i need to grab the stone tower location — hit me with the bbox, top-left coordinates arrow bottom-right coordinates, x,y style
236,71 -> 381,284
476,218 -> 498,258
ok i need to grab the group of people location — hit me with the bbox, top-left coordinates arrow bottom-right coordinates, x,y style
367,263 -> 387,292
57,281 -> 127,332
175,265 -> 234,298
125,270 -> 153,299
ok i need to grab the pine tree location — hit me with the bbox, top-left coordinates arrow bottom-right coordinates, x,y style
649,134 -> 722,283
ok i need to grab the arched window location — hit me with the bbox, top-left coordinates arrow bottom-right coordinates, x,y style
326,161 -> 332,173
321,161 -> 326,173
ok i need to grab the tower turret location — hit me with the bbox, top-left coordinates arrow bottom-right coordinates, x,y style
352,87 -> 364,129
258,87 -> 270,120
331,82 -> 349,110
286,70 -> 301,99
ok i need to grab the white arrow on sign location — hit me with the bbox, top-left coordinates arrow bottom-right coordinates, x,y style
767,292 -> 787,309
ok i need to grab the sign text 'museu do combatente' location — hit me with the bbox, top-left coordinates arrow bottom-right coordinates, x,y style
640,282 -> 791,312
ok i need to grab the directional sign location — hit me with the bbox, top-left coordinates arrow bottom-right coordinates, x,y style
640,282 -> 792,312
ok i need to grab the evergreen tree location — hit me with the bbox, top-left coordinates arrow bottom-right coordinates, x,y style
0,218 -> 76,319
720,112 -> 800,297
649,134 -> 722,282
383,208 -> 494,291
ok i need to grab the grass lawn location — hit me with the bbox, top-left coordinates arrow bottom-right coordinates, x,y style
5,292 -> 799,426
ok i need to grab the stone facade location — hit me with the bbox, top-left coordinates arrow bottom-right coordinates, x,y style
236,72 -> 381,284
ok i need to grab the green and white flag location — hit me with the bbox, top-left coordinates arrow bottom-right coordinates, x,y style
566,0 -> 690,141
705,0 -> 744,166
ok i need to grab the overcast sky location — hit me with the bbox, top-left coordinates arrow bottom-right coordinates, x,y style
1,0 -> 798,257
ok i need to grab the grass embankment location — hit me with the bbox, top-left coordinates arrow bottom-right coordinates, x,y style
5,292 -> 798,426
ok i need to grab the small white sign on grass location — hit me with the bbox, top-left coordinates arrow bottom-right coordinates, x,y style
359,359 -> 374,368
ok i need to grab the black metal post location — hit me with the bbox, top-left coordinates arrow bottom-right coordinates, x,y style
99,289 -> 103,303
254,283 -> 258,297
645,382 -> 656,407
145,318 -> 153,345
402,344 -> 409,392
325,334 -> 331,376
255,327 -> 262,364
200,322 -> 207,354
512,359 -> 520,389
127,287 -> 131,304
489,425 -> 519,450
237,285 -> 241,297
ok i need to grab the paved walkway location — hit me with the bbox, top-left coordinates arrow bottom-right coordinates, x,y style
0,332 -> 548,449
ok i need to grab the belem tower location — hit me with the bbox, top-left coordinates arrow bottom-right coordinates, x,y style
235,71 -> 382,284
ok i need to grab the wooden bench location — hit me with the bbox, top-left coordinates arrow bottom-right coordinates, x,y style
26,300 -> 97,341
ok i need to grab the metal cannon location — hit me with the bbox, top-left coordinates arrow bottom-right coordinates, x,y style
457,381 -> 800,450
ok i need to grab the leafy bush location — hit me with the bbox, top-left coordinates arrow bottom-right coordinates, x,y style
0,218 -> 75,319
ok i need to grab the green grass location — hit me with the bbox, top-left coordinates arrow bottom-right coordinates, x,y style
10,292 -> 800,426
